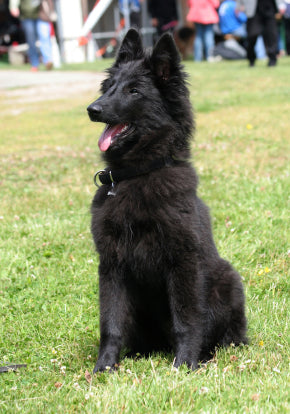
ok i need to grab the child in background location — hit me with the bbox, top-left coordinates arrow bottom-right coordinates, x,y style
187,0 -> 220,61
219,0 -> 247,38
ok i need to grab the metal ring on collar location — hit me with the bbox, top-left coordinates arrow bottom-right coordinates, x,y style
93,169 -> 106,188
109,171 -> 115,184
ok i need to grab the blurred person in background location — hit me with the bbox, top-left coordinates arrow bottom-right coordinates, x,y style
9,0 -> 56,71
219,0 -> 247,38
187,0 -> 220,61
148,0 -> 178,39
119,0 -> 144,29
284,0 -> 290,54
236,0 -> 286,66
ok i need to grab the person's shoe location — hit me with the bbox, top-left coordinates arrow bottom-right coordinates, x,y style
249,61 -> 255,67
207,55 -> 222,63
30,66 -> 38,72
45,62 -> 53,70
267,59 -> 277,67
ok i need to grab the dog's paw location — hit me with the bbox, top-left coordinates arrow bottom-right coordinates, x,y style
93,360 -> 119,374
173,356 -> 198,371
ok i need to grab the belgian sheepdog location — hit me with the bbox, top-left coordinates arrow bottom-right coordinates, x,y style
87,29 -> 247,373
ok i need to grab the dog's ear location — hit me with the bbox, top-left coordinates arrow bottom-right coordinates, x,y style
115,29 -> 144,65
151,33 -> 181,82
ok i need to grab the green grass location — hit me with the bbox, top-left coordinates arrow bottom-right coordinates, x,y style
0,57 -> 289,413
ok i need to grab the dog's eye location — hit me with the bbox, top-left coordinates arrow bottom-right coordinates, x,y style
129,88 -> 138,95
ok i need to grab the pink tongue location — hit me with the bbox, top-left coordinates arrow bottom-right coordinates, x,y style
98,124 -> 127,152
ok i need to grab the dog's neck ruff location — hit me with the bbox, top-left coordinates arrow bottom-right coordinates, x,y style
94,156 -> 185,188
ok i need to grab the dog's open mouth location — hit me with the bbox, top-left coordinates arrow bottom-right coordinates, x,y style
98,123 -> 133,152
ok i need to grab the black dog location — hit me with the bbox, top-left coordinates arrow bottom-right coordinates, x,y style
87,29 -> 247,373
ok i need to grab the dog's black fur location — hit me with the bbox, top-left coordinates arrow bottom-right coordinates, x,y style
87,29 -> 247,373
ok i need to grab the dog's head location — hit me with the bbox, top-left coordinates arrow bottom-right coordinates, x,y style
87,29 -> 193,162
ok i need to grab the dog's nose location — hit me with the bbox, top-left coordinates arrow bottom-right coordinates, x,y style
87,103 -> 102,115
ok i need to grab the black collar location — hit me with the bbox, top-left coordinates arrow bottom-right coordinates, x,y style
94,156 -> 185,187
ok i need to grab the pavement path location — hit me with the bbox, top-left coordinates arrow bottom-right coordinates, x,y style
0,70 -> 104,107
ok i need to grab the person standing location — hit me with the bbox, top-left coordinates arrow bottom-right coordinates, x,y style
283,0 -> 290,55
148,0 -> 178,38
236,0 -> 286,66
9,0 -> 55,71
187,0 -> 220,61
119,0 -> 144,29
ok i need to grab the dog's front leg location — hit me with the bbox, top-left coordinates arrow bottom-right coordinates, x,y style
168,271 -> 203,370
94,269 -> 131,373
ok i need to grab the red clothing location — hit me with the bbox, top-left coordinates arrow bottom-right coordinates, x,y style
187,0 -> 220,24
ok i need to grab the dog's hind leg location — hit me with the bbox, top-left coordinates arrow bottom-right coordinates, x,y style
94,267 -> 133,373
219,299 -> 248,348
209,262 -> 248,349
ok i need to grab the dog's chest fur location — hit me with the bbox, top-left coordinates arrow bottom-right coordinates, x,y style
91,169 -> 198,281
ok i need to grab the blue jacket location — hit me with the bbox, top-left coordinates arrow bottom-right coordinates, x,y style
219,0 -> 247,34
119,0 -> 141,14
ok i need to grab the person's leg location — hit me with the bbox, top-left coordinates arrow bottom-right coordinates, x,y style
285,18 -> 290,55
194,23 -> 204,61
21,18 -> 39,68
203,24 -> 214,60
246,14 -> 262,66
247,33 -> 258,65
36,19 -> 53,67
262,15 -> 278,65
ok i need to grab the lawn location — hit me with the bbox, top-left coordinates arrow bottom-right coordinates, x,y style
0,57 -> 289,413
